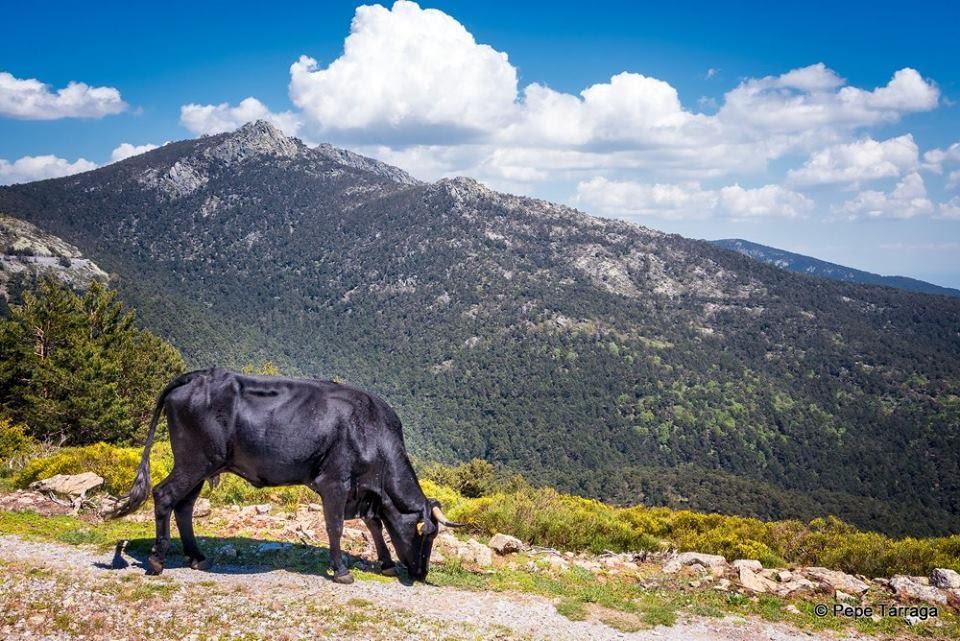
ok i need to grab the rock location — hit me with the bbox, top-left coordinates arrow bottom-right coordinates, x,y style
30,472 -> 103,498
774,577 -> 817,596
341,527 -> 367,543
835,590 -> 856,602
543,555 -> 569,572
890,575 -> 947,605
713,579 -> 731,591
256,542 -> 284,555
775,570 -> 794,583
686,563 -> 706,574
663,552 -> 727,574
456,539 -> 494,568
488,533 -> 524,555
738,566 -> 778,593
803,567 -> 870,596
193,498 -> 212,518
732,559 -> 763,572
785,604 -> 802,615
219,544 -> 237,559
308,503 -> 323,512
931,568 -> 960,589
254,503 -> 272,515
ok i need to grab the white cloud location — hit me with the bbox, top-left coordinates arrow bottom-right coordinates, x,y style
835,173 -> 935,219
719,66 -> 937,134
705,68 -> 719,80
922,141 -> 960,173
0,155 -> 97,185
110,142 -> 159,163
180,97 -> 301,136
787,135 -> 918,186
574,177 -> 812,221
0,71 -> 127,120
939,196 -> 960,220
289,0 -> 517,140
947,170 -> 960,190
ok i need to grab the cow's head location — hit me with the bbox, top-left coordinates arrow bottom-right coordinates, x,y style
390,499 -> 463,581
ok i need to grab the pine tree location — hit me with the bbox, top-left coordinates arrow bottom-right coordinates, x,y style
0,278 -> 185,444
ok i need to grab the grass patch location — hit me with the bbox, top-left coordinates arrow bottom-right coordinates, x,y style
555,598 -> 588,621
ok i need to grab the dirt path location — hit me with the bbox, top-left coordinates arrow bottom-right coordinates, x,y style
0,535 -> 871,641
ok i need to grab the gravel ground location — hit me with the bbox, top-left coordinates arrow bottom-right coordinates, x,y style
0,535 -> 868,641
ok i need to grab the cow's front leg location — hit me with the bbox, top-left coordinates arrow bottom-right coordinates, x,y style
313,482 -> 353,584
363,516 -> 397,576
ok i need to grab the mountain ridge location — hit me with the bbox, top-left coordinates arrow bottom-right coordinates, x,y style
1,121 -> 958,537
712,238 -> 960,298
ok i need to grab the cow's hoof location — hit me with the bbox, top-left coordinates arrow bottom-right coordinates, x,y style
190,557 -> 212,571
332,571 -> 355,585
380,564 -> 398,577
146,555 -> 164,575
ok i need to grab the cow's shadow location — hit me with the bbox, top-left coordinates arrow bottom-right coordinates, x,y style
93,536 -> 414,585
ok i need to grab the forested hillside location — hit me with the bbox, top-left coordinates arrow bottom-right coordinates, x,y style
1,121 -> 958,537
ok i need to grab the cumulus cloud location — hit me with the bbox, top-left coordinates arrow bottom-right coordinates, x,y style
574,177 -> 812,221
787,135 -> 918,186
922,141 -> 960,173
0,71 -> 127,120
110,142 -> 159,163
288,1 -> 517,140
835,173 -> 935,219
180,97 -> 301,136
939,196 -> 960,220
719,66 -> 938,134
0,155 -> 97,185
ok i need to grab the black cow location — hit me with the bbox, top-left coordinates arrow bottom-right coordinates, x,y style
106,368 -> 461,583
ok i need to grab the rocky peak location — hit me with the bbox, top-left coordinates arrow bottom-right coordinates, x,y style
312,143 -> 420,186
205,120 -> 302,164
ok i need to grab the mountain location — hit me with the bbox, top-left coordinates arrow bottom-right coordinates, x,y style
1,121 -> 958,536
0,213 -> 107,305
712,238 -> 960,298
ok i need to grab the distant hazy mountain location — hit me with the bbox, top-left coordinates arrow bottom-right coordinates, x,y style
712,238 -> 960,298
1,121 -> 958,536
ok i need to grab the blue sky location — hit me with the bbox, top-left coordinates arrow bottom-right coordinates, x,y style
2,0 -> 959,286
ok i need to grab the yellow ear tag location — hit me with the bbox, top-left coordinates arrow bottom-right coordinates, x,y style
417,521 -> 425,535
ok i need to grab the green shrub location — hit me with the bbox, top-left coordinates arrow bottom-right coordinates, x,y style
0,417 -> 37,468
15,442 -> 173,495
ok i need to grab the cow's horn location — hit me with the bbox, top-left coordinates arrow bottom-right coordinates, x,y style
432,505 -> 466,528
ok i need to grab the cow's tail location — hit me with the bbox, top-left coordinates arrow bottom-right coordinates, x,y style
103,371 -> 199,519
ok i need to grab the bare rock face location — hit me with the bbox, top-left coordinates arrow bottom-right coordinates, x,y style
803,567 -> 870,596
890,575 -> 948,605
29,472 -> 103,498
206,120 -> 301,164
663,552 -> 727,574
488,533 -> 524,555
931,568 -> 960,589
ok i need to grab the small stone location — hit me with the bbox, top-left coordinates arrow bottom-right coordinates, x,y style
776,570 -> 794,583
488,533 -> 524,555
835,590 -> 856,602
254,503 -> 271,515
193,498 -> 212,518
256,542 -> 283,554
785,604 -> 802,615
308,503 -> 323,512
220,544 -> 237,559
714,579 -> 731,591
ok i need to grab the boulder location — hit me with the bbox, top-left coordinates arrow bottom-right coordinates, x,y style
803,567 -> 870,596
193,498 -> 212,518
738,566 -> 778,593
255,503 -> 272,515
732,559 -> 763,572
931,568 -> 960,590
30,472 -> 103,498
663,552 -> 726,574
456,539 -> 494,568
890,575 -> 947,606
774,577 -> 817,596
488,533 -> 524,555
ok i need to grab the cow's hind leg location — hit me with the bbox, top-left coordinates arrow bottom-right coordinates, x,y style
310,482 -> 353,584
148,471 -> 205,575
174,481 -> 210,570
363,517 -> 397,576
